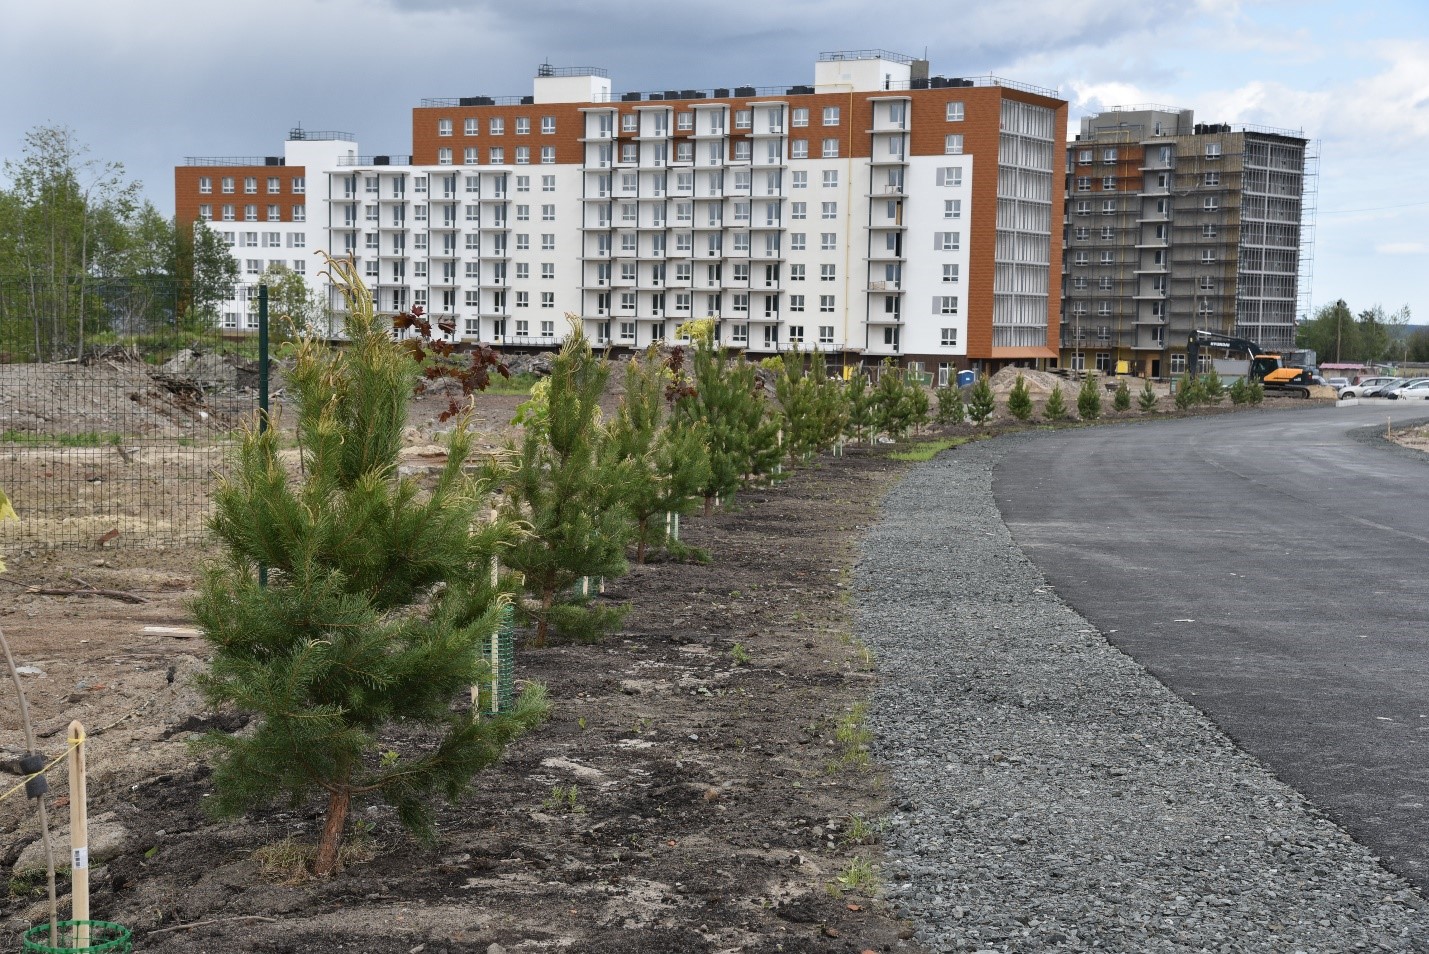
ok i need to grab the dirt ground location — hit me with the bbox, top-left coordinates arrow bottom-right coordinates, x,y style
0,417 -> 925,953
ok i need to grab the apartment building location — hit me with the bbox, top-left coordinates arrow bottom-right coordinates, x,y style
176,51 -> 1067,380
1061,107 -> 1309,377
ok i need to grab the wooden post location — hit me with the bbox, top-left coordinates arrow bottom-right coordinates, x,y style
67,721 -> 89,948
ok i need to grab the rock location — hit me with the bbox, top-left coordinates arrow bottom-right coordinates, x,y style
15,665 -> 45,677
13,811 -> 131,877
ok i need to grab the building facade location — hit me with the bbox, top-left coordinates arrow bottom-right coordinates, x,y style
176,52 -> 1067,380
1061,107 -> 1308,377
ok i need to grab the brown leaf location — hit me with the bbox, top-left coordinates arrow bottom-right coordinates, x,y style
847,903 -> 863,911
96,528 -> 119,546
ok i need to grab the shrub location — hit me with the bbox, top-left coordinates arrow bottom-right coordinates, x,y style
1113,379 -> 1132,412
1137,379 -> 1159,412
1199,371 -> 1225,404
1228,377 -> 1249,404
935,386 -> 965,425
966,375 -> 996,425
1043,384 -> 1069,420
1077,374 -> 1103,420
1173,373 -> 1203,410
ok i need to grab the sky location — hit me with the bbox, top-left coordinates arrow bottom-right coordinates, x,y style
3,0 -> 1426,321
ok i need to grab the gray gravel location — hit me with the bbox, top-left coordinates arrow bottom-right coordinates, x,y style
855,439 -> 1429,953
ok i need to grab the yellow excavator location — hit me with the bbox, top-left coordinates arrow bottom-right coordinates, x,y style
1186,330 -> 1315,399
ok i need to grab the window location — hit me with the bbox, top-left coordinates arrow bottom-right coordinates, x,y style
733,140 -> 752,161
541,233 -> 555,250
513,116 -> 530,136
1100,226 -> 1115,240
1101,148 -> 1117,163
946,101 -> 964,122
790,233 -> 806,251
515,233 -> 530,250
438,147 -> 453,165
819,295 -> 835,313
792,171 -> 808,189
822,106 -> 840,126
1098,275 -> 1112,290
791,139 -> 808,159
1100,251 -> 1114,265
934,231 -> 960,251
818,325 -> 834,344
1201,249 -> 1217,263
936,166 -> 962,187
1074,227 -> 1090,240
244,204 -> 257,221
198,204 -> 212,220
942,264 -> 960,283
541,263 -> 555,280
540,146 -> 555,164
789,294 -> 805,312
292,177 -> 305,195
438,118 -> 453,137
1074,251 -> 1089,266
941,328 -> 957,347
1199,276 -> 1215,291
820,264 -> 836,282
515,146 -> 530,164
489,146 -> 505,164
820,233 -> 836,251
463,147 -> 478,164
242,231 -> 258,247
263,231 -> 281,247
944,134 -> 963,155
541,115 -> 555,135
541,292 -> 555,308
1076,177 -> 1091,192
1205,172 -> 1220,186
1204,197 -> 1219,211
1205,143 -> 1222,159
221,176 -> 234,194
790,264 -> 805,281
821,138 -> 839,158
935,296 -> 959,315
735,109 -> 752,130
198,176 -> 212,194
822,170 -> 838,189
791,201 -> 807,220
792,107 -> 809,127
1202,223 -> 1218,239
244,177 -> 257,194
677,111 -> 694,131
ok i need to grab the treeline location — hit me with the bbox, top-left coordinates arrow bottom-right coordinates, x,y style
1297,299 -> 1417,365
0,125 -> 237,360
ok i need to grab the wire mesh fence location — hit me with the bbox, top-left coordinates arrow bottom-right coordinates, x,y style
0,278 -> 263,552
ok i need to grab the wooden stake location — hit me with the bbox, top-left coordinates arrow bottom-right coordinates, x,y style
68,721 -> 89,948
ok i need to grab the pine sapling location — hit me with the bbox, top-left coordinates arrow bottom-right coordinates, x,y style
1007,374 -> 1033,421
1138,379 -> 1159,412
1114,379 -> 1132,412
967,375 -> 996,425
935,385 -> 965,425
195,258 -> 549,877
1077,373 -> 1103,420
1043,384 -> 1069,420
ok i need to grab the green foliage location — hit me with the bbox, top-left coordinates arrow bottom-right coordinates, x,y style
832,856 -> 880,895
1173,373 -> 1203,410
844,371 -> 877,441
869,359 -> 929,440
832,701 -> 872,770
1007,375 -> 1033,421
1199,371 -> 1225,404
934,386 -> 965,425
775,350 -> 849,462
606,346 -> 711,564
498,325 -> 634,644
193,259 -> 549,875
966,375 -> 996,425
1113,379 -> 1132,412
1077,374 -> 1102,420
674,337 -> 782,510
1246,379 -> 1265,404
1228,377 -> 1250,404
1042,384 -> 1069,421
1297,299 -> 1412,364
1137,379 -> 1159,412
888,437 -> 967,462
258,263 -> 335,341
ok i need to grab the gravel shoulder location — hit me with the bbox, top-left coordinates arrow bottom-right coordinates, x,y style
855,437 -> 1429,953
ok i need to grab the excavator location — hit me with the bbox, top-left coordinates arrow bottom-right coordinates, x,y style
1186,330 -> 1316,399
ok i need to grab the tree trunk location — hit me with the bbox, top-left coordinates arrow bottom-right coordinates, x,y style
704,495 -> 713,518
534,589 -> 554,648
313,787 -> 351,877
636,517 -> 648,565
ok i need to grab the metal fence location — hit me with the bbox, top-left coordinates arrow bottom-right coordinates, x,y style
0,278 -> 261,551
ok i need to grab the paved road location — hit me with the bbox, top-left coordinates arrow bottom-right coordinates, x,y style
994,403 -> 1429,889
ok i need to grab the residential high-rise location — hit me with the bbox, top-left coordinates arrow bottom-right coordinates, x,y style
1061,107 -> 1310,377
176,52 -> 1067,382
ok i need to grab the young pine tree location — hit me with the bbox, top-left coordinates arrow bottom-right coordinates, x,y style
1173,372 -> 1202,410
1043,383 -> 1069,420
1077,373 -> 1103,420
775,350 -> 846,463
843,370 -> 876,443
1113,379 -> 1132,412
1007,374 -> 1033,421
1199,371 -> 1225,404
499,324 -> 634,645
935,385 -> 965,425
194,259 -> 549,877
1138,378 -> 1159,412
606,346 -> 711,565
674,333 -> 781,513
966,375 -> 996,425
870,359 -> 923,441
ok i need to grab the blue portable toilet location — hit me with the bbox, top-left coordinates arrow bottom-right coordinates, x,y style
956,370 -> 977,388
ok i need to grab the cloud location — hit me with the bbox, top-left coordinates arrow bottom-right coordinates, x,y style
1375,243 -> 1429,255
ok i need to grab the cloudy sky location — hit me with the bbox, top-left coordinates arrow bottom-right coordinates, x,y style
3,0 -> 1425,321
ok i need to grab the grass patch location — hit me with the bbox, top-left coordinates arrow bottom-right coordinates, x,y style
828,855 -> 879,895
253,833 -> 375,883
830,701 -> 873,771
888,437 -> 969,462
483,371 -> 542,396
1,430 -> 123,447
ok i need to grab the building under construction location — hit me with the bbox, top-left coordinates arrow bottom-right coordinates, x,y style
1061,107 -> 1313,378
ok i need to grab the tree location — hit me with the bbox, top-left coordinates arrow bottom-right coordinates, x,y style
1043,384 -> 1069,421
1199,371 -> 1225,404
193,259 -> 548,877
1006,374 -> 1032,421
1173,373 -> 1202,410
869,359 -> 926,440
1077,373 -> 1102,420
775,350 -> 848,463
1137,379 -> 1159,412
256,262 -> 333,341
180,220 -> 240,328
673,331 -> 781,513
499,324 -> 633,645
935,386 -> 965,425
844,370 -> 876,442
966,375 -> 996,425
606,346 -> 710,564
1113,379 -> 1131,412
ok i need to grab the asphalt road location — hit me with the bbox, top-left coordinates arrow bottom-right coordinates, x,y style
993,403 -> 1429,889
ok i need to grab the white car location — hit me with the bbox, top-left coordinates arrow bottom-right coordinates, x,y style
1339,377 -> 1403,399
1386,378 -> 1429,400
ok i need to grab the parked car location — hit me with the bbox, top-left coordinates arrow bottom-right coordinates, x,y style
1327,377 -> 1351,391
1342,377 -> 1404,398
1386,378 -> 1429,400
